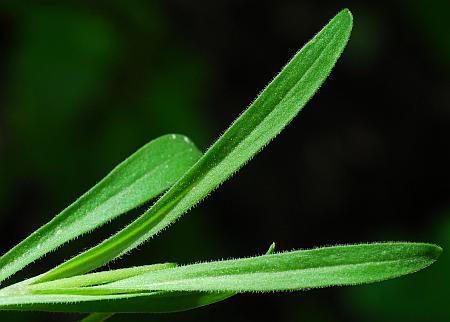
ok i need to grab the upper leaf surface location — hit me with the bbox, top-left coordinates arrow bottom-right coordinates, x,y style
0,134 -> 201,284
89,243 -> 442,293
0,243 -> 440,313
37,9 -> 353,282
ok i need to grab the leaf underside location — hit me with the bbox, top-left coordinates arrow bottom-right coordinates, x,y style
80,313 -> 114,322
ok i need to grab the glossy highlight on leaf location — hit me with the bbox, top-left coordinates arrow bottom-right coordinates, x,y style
0,134 -> 201,284
36,8 -> 354,283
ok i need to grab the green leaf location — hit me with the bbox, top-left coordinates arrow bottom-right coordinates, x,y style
79,243 -> 274,321
35,243 -> 443,294
0,134 -> 201,284
0,264 -> 217,314
73,265 -> 174,322
0,243 -> 440,313
36,8 -> 354,283
2,263 -> 176,294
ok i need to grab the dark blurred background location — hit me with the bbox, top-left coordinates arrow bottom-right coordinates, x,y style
0,1 -> 449,321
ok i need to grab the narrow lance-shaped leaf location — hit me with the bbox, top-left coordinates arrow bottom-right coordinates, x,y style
41,243 -> 443,294
0,134 -> 201,284
0,243 -> 440,313
36,9 -> 353,282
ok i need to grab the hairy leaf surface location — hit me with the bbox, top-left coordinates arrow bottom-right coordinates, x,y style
39,243 -> 443,294
37,9 -> 354,282
0,243 -> 440,313
0,134 -> 201,283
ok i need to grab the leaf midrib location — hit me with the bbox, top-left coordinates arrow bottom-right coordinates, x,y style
104,256 -> 431,290
0,148 -> 192,281
25,255 -> 431,296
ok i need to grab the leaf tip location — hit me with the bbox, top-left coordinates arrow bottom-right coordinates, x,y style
426,243 -> 443,261
340,8 -> 352,19
339,8 -> 353,31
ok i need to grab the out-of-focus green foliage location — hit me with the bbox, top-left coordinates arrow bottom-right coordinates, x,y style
402,0 -> 450,68
1,1 -> 211,202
